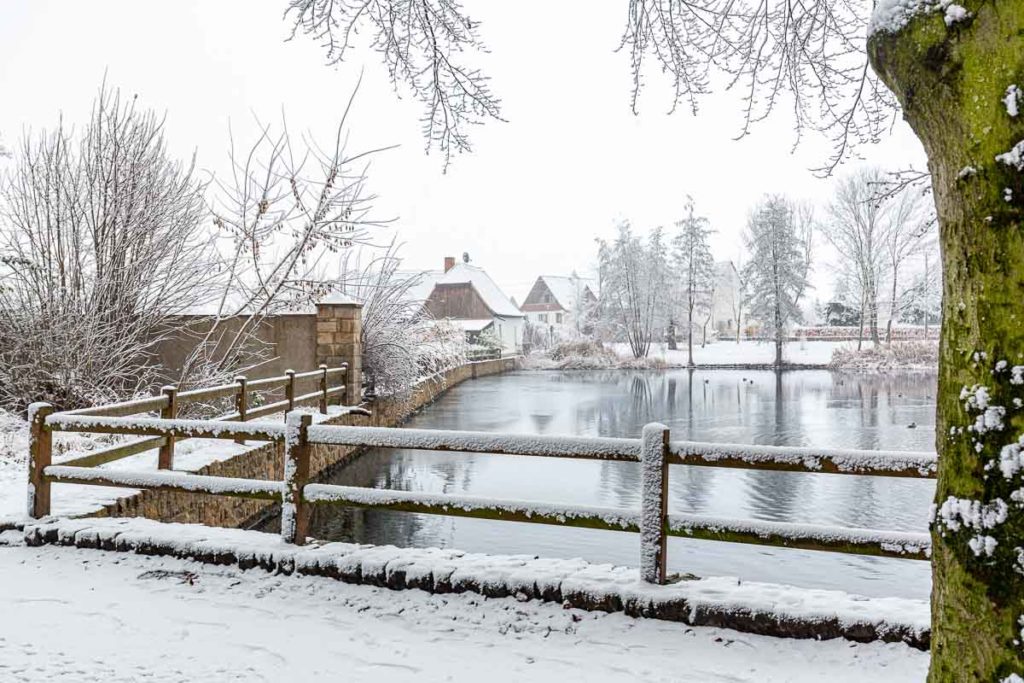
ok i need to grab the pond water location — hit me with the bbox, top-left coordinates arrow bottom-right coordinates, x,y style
286,369 -> 939,599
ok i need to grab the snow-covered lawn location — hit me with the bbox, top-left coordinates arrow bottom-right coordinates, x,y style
0,538 -> 928,682
612,340 -> 861,366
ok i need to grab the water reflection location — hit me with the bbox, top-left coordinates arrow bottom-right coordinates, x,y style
295,369 -> 937,599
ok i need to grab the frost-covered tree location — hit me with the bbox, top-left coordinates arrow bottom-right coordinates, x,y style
732,254 -> 748,344
883,186 -> 936,342
824,168 -> 890,349
596,222 -> 670,358
671,197 -> 714,366
0,82 -> 211,410
900,249 -> 942,335
742,196 -> 811,367
868,5 -> 1024,676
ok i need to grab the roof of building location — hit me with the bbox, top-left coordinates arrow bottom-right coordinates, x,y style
435,263 -> 524,318
535,275 -> 598,312
402,270 -> 443,305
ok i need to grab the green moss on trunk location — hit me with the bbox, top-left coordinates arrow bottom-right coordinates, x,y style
869,2 -> 1024,679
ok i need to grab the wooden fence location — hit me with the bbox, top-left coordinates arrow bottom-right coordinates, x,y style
27,394 -> 936,585
26,364 -> 347,518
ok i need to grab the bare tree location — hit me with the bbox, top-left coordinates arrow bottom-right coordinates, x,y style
671,197 -> 714,366
823,168 -> 889,349
882,185 -> 935,343
180,86 -> 393,388
0,82 -> 211,410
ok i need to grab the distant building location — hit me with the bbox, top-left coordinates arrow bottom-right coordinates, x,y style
520,274 -> 598,337
709,261 -> 742,338
419,256 -> 524,353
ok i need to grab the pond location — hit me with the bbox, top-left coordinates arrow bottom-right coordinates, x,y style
283,369 -> 939,599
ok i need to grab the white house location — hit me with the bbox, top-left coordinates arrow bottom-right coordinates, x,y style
519,273 -> 598,338
419,257 -> 525,354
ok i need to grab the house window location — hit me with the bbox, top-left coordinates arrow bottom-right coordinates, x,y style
539,313 -> 548,323
556,313 -> 563,324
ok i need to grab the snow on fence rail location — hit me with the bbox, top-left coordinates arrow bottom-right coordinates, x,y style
27,407 -> 936,585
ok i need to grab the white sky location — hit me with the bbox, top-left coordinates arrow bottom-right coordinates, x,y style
0,0 -> 928,304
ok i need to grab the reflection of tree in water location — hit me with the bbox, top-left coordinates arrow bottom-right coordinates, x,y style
669,465 -> 714,513
595,459 -> 642,509
740,371 -> 805,522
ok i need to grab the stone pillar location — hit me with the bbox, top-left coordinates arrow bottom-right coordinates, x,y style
316,294 -> 362,406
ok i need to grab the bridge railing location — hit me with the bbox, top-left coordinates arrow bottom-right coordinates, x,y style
28,410 -> 936,585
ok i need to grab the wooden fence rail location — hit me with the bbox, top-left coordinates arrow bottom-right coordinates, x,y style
28,401 -> 935,584
27,363 -> 345,515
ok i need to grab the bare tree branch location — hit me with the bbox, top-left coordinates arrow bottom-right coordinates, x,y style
285,0 -> 503,170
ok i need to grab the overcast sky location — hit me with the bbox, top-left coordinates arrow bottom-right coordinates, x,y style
0,0 -> 928,304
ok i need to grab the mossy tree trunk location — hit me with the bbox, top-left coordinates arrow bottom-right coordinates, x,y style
869,3 -> 1024,680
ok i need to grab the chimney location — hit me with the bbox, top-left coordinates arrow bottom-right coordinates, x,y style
444,256 -> 456,272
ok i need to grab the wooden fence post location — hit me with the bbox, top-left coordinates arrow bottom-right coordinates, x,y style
234,375 -> 247,445
640,422 -> 670,584
282,412 -> 312,545
285,369 -> 296,417
27,402 -> 54,518
157,386 -> 177,470
319,364 -> 328,415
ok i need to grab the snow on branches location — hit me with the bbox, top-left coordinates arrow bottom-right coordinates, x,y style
742,195 -> 812,366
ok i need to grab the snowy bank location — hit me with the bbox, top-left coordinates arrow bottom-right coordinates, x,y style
0,539 -> 928,682
829,341 -> 938,373
20,517 -> 931,649
614,340 -> 847,368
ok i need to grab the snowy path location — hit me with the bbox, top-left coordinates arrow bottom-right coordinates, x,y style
0,541 -> 928,682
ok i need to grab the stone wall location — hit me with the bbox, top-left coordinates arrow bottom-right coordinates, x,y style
152,314 -> 318,385
97,357 -> 519,529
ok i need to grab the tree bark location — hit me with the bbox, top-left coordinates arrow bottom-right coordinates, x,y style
870,5 -> 1024,679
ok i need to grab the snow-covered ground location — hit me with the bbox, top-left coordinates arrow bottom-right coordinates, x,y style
0,538 -> 928,682
613,340 -> 860,366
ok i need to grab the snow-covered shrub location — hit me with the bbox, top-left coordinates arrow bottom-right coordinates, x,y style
525,340 -> 614,369
0,82 -> 211,411
829,341 -> 938,372
337,245 -> 466,398
467,329 -> 502,360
